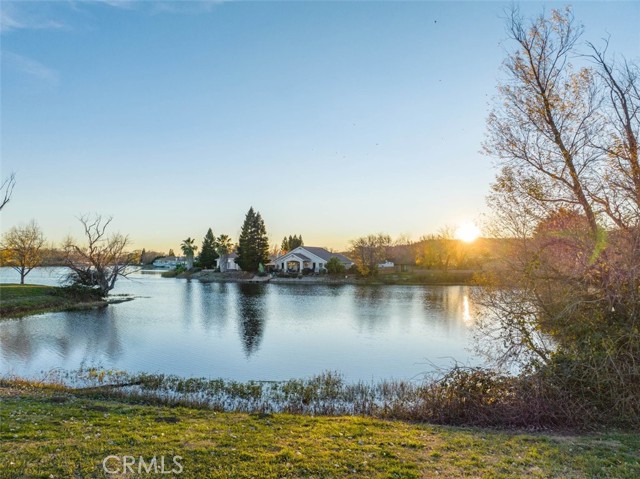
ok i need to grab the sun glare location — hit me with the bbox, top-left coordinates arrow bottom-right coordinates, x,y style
455,222 -> 481,243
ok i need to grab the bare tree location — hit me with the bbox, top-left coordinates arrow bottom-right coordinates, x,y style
586,40 -> 640,230
0,173 -> 16,211
1,220 -> 45,284
62,215 -> 137,296
479,5 -> 640,416
349,233 -> 391,276
415,226 -> 464,271
484,7 -> 601,236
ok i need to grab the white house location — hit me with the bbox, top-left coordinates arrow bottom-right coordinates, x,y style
275,246 -> 354,273
378,260 -> 395,269
218,252 -> 241,271
152,256 -> 187,269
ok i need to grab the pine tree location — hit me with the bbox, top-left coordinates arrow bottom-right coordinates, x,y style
280,234 -> 304,252
198,228 -> 218,269
236,207 -> 269,272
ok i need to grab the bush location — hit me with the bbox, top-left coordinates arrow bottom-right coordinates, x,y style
53,284 -> 103,301
326,257 -> 346,275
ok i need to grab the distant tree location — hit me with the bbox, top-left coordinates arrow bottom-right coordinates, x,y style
180,237 -> 198,270
416,226 -> 465,271
62,215 -> 137,296
349,233 -> 392,276
40,243 -> 67,266
1,220 -> 46,284
139,249 -> 165,265
325,256 -> 346,276
198,228 -> 219,269
216,234 -> 234,272
281,234 -> 304,253
168,248 -> 175,257
236,207 -> 269,273
0,173 -> 16,212
270,243 -> 282,258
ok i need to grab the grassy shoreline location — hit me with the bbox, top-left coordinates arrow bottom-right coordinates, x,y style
0,284 -> 107,319
2,379 -> 639,478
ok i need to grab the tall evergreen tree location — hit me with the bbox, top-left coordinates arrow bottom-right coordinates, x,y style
198,228 -> 218,269
236,207 -> 269,272
280,234 -> 304,253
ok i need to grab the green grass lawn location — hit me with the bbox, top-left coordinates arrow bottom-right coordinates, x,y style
0,284 -> 58,300
0,284 -> 66,317
1,383 -> 638,478
0,284 -> 104,318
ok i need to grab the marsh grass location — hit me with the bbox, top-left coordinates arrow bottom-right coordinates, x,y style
8,365 -> 636,430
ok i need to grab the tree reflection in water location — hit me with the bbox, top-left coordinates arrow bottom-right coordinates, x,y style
236,283 -> 267,356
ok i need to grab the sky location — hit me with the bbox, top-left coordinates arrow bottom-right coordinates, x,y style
1,1 -> 639,252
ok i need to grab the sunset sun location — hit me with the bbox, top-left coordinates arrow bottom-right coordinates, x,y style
455,222 -> 481,243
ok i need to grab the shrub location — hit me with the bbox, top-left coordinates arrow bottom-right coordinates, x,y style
326,257 -> 346,275
53,284 -> 103,302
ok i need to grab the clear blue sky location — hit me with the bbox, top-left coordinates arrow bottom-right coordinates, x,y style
2,1 -> 638,252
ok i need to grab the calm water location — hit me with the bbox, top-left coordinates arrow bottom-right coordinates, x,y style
0,268 -> 481,382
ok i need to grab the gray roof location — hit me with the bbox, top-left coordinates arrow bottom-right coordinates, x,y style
291,253 -> 312,261
300,246 -> 353,264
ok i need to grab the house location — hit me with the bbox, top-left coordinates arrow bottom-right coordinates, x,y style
378,260 -> 395,269
152,256 -> 187,269
218,252 -> 241,271
275,246 -> 354,273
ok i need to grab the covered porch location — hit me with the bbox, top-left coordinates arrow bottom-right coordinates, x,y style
278,253 -> 316,273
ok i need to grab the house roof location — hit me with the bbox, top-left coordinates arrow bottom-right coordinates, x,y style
290,253 -> 312,261
302,246 -> 353,263
277,246 -> 353,264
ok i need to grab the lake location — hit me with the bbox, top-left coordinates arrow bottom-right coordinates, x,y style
0,268 -> 481,383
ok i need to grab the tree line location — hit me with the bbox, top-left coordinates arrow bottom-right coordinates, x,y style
347,229 -> 493,277
0,205 -> 310,293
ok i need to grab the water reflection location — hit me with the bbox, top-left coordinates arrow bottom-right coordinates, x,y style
0,307 -> 123,367
0,267 -> 481,381
236,284 -> 267,356
181,280 -> 195,329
